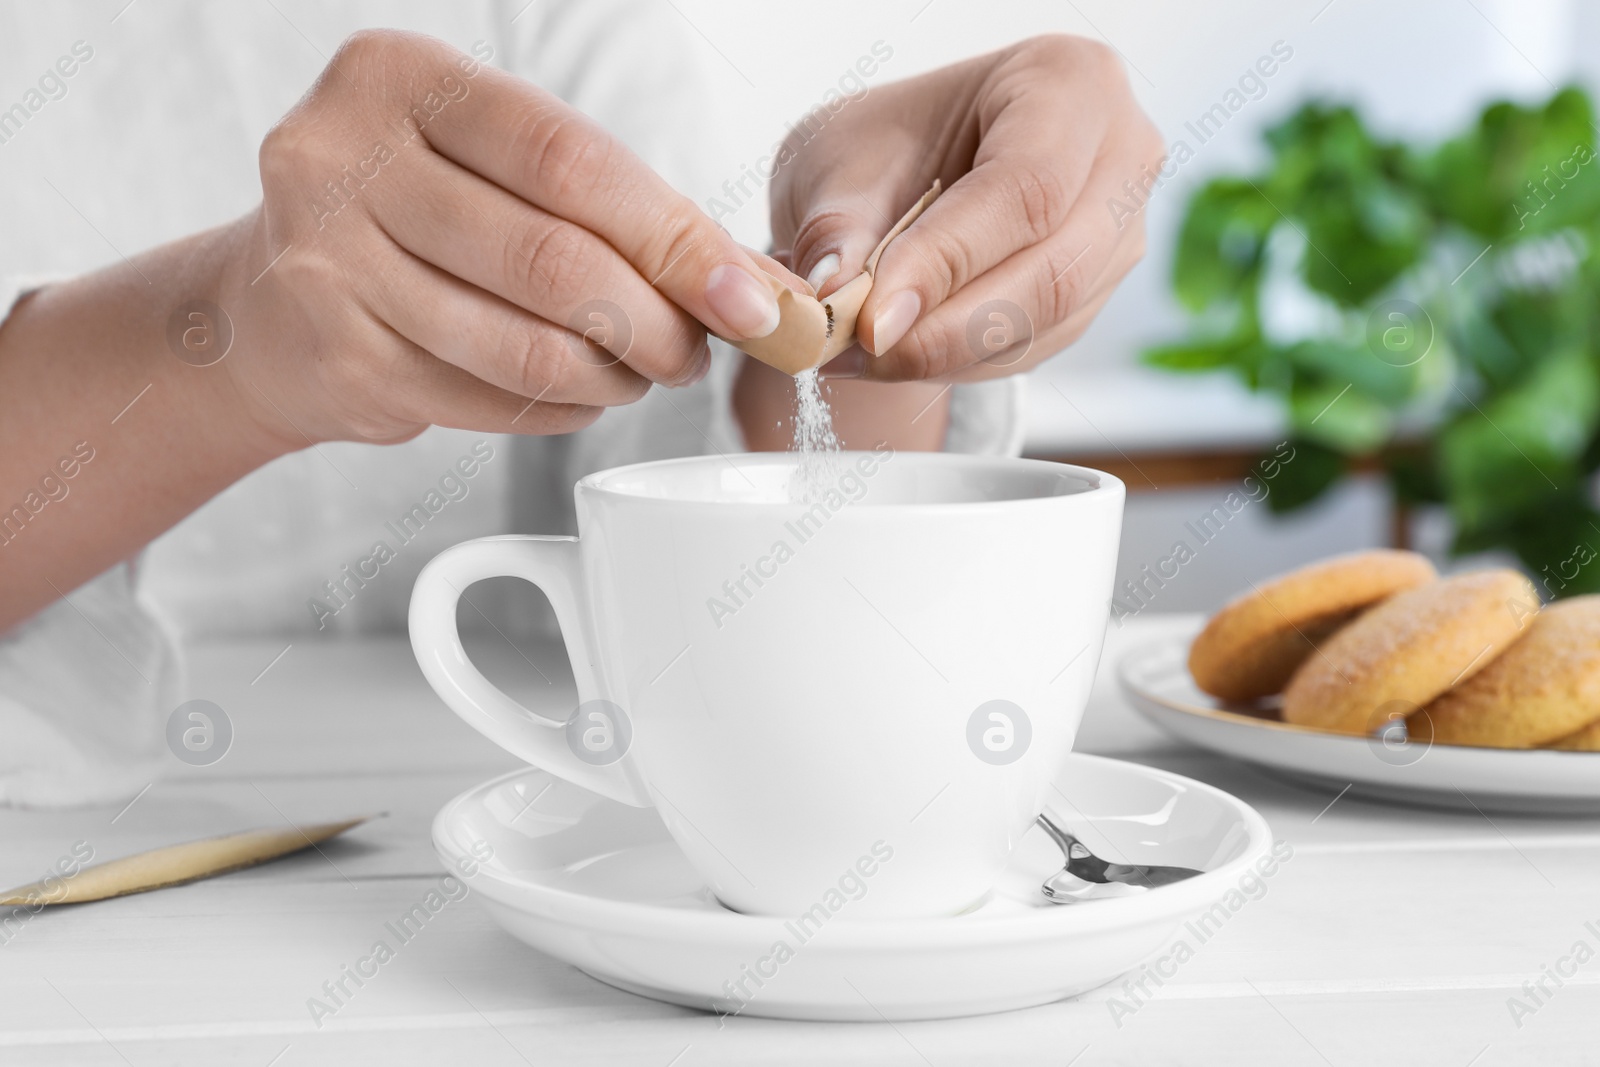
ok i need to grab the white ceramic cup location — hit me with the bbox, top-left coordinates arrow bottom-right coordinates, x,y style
409,450 -> 1123,918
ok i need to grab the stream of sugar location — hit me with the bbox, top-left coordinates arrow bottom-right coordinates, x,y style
790,369 -> 840,502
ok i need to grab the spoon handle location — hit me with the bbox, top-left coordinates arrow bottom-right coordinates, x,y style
1035,813 -> 1112,881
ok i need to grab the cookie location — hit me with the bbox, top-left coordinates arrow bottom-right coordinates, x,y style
1412,596 -> 1600,748
1189,549 -> 1438,702
1280,569 -> 1537,736
1547,718 -> 1600,751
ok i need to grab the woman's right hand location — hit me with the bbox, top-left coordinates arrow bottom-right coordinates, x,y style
0,27 -> 803,631
215,29 -> 789,447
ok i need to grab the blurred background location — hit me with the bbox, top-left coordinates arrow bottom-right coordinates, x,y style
690,0 -> 1598,615
5,0 -> 1594,642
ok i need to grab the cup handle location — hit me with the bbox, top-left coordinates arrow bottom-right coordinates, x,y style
408,535 -> 652,807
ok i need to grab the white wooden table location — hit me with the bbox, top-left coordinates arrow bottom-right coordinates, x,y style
3,615 -> 1594,1065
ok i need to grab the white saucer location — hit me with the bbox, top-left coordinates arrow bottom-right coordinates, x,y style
432,753 -> 1272,1021
1121,629 -> 1600,816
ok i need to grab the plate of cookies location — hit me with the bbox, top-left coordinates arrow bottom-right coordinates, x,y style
1119,550 -> 1600,814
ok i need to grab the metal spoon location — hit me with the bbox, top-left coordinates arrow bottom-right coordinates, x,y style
1036,813 -> 1202,902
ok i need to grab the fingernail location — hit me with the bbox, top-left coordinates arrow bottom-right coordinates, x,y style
706,264 -> 781,339
870,290 -> 921,354
818,347 -> 865,379
681,340 -> 713,386
806,253 -> 841,293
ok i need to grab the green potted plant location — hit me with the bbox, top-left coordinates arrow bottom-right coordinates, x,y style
1149,87 -> 1600,597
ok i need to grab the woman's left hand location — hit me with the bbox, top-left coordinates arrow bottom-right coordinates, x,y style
769,34 -> 1164,382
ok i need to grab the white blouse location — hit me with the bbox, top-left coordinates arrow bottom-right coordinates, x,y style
0,0 -> 1021,807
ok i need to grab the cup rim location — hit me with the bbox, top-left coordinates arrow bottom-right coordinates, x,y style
574,450 -> 1126,512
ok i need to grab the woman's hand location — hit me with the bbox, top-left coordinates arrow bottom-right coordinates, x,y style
220,29 -> 793,447
0,28 -> 800,630
769,34 -> 1164,382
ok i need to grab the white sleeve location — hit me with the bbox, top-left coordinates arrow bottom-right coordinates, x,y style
0,280 -> 184,808
947,377 -> 1027,457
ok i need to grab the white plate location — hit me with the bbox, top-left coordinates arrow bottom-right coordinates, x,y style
432,754 -> 1272,1021
1120,628 -> 1600,815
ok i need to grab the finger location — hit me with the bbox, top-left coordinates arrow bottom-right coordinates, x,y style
370,152 -> 707,386
857,175 -> 1101,360
858,43 -> 1153,356
933,274 -> 1122,383
353,235 -> 664,408
388,35 -> 800,340
770,66 -> 946,292
864,196 -> 1143,383
782,53 -> 1103,316
860,99 -> 1155,382
370,322 -> 605,438
785,181 -> 917,299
